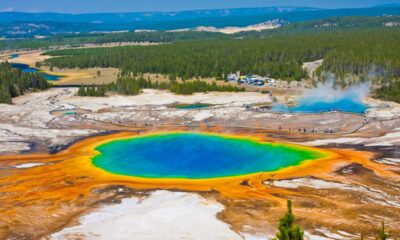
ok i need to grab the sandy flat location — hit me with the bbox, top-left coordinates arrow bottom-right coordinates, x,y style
169,21 -> 282,34
2,51 -> 51,66
5,51 -> 119,85
42,67 -> 119,85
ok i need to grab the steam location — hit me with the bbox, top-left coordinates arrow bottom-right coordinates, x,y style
271,79 -> 370,114
299,80 -> 369,105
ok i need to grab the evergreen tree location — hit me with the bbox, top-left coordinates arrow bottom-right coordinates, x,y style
376,78 -> 400,103
0,62 -> 50,104
77,85 -> 86,96
42,28 -> 400,84
109,76 -> 244,96
76,85 -> 107,97
1,15 -> 399,51
376,222 -> 390,240
0,85 -> 11,104
273,200 -> 304,240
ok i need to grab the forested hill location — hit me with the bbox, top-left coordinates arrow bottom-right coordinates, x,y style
0,31 -> 229,51
0,6 -> 399,37
0,63 -> 50,104
236,15 -> 400,37
0,7 -> 318,23
1,15 -> 399,51
270,15 -> 400,32
43,28 -> 400,82
1,6 -> 397,24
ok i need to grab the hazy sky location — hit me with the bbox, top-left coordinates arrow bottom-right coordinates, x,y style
0,0 -> 399,13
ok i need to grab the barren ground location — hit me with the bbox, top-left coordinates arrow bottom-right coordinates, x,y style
0,88 -> 399,239
0,51 -> 399,240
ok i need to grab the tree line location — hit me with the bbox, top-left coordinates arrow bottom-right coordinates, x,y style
76,76 -> 244,97
0,62 -> 50,104
239,15 -> 400,37
43,28 -> 400,83
43,36 -> 315,80
76,85 -> 107,97
0,31 -> 227,51
1,15 -> 398,51
375,78 -> 400,103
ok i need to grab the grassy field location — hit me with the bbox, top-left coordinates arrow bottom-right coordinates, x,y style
41,66 -> 119,85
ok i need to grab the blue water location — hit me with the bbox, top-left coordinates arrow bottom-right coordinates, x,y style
11,63 -> 37,73
9,54 -> 20,59
271,97 -> 368,114
43,74 -> 62,81
175,104 -> 211,109
11,63 -> 62,81
92,132 -> 325,179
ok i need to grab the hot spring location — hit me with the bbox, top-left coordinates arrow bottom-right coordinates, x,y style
271,82 -> 369,114
271,98 -> 368,114
175,103 -> 211,109
92,132 -> 326,179
9,54 -> 20,59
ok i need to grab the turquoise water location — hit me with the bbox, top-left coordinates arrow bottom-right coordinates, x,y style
9,54 -> 20,59
175,104 -> 211,109
271,97 -> 368,114
11,63 -> 62,81
92,133 -> 325,179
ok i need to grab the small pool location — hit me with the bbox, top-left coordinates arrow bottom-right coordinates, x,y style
64,111 -> 77,116
271,97 -> 368,114
9,54 -> 20,59
92,132 -> 326,179
11,63 -> 62,81
175,104 -> 211,109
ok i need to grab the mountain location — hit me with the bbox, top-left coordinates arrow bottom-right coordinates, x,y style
373,3 -> 400,8
0,7 -> 319,23
0,6 -> 399,38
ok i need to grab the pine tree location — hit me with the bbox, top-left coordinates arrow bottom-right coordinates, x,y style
77,85 -> 86,96
42,28 -> 400,84
376,221 -> 390,240
0,85 -> 11,104
273,200 -> 304,240
0,62 -> 50,104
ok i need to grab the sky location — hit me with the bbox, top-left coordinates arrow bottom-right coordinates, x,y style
0,0 -> 399,13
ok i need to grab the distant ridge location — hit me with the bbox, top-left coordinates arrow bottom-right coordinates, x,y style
0,7 -> 320,23
0,5 -> 398,23
373,3 -> 400,8
0,5 -> 399,37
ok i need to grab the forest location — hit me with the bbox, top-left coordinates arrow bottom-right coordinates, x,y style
0,62 -> 50,104
0,31 -> 227,51
1,15 -> 398,51
240,15 -> 400,36
376,78 -> 400,103
43,28 -> 400,82
77,76 -> 244,97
